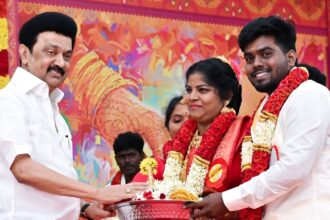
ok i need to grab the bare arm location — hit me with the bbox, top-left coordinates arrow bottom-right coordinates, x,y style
11,154 -> 148,203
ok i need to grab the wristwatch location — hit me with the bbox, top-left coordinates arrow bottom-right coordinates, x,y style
80,203 -> 92,220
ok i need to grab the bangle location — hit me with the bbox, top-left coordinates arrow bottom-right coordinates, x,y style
80,203 -> 92,220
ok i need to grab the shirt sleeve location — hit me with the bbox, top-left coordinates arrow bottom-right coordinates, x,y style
0,95 -> 33,168
222,83 -> 330,211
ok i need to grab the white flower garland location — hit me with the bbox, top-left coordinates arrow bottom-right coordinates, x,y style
163,155 -> 183,183
184,161 -> 209,196
253,112 -> 277,147
241,139 -> 253,171
241,111 -> 277,171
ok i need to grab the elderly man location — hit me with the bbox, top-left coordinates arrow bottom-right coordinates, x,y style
0,12 -> 147,220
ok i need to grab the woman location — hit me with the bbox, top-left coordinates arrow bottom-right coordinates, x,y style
164,96 -> 189,139
162,57 -> 250,199
162,96 -> 189,159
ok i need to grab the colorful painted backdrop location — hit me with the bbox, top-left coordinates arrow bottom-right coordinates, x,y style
2,0 -> 330,186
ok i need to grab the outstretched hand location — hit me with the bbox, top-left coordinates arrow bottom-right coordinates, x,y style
96,182 -> 149,204
184,192 -> 229,219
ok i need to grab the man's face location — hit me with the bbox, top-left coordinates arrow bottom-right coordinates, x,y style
115,149 -> 144,178
243,36 -> 296,94
19,31 -> 73,93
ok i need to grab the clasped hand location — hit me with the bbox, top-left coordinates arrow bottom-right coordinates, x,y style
184,192 -> 237,220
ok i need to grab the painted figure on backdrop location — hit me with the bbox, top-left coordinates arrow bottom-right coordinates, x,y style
111,132 -> 145,185
186,16 -> 330,220
67,18 -> 242,160
58,15 -> 242,184
160,57 -> 250,201
0,12 -> 148,220
68,29 -> 170,161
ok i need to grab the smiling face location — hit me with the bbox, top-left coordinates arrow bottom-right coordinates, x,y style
243,35 -> 296,94
168,103 -> 189,139
185,72 -> 224,126
19,31 -> 73,93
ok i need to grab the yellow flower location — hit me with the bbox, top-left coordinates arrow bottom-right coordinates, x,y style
0,18 -> 8,50
0,75 -> 9,89
140,158 -> 158,175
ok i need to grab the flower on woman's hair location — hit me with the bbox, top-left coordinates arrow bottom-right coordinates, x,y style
215,55 -> 242,83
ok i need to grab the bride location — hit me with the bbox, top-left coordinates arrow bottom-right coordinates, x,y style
162,57 -> 249,199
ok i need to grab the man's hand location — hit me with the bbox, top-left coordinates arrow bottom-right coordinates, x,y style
84,201 -> 115,220
184,192 -> 228,219
95,182 -> 149,204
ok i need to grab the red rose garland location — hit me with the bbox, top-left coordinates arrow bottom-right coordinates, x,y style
240,67 -> 309,220
195,111 -> 236,161
168,111 -> 236,163
170,119 -> 197,157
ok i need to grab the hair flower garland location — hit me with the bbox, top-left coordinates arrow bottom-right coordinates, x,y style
240,67 -> 309,220
216,55 -> 242,83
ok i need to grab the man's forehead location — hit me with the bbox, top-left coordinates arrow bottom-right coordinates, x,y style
117,148 -> 140,155
36,32 -> 72,49
244,35 -> 278,53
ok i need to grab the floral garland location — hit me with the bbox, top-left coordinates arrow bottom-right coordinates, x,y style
240,67 -> 309,219
164,111 -> 236,197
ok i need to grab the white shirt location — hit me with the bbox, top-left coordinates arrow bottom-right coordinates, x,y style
223,80 -> 330,219
0,67 -> 80,220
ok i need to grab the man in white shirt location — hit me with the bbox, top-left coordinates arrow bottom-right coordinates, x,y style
185,16 -> 330,219
0,12 -> 147,220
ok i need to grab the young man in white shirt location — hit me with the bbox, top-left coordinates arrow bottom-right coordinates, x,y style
185,16 -> 330,220
0,12 -> 147,220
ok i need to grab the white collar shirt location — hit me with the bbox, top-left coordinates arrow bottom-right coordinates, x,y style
120,173 -> 126,185
0,67 -> 80,220
222,80 -> 330,219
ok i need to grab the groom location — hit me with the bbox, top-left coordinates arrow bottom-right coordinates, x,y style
185,15 -> 330,219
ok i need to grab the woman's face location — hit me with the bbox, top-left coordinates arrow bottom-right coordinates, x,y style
185,72 -> 224,125
168,103 -> 189,139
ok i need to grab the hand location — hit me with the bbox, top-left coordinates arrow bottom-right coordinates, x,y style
84,201 -> 115,220
223,211 -> 240,220
184,192 -> 228,219
96,182 -> 149,204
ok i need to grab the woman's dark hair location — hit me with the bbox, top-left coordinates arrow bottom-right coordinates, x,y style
164,96 -> 183,129
238,15 -> 296,53
185,58 -> 242,115
297,63 -> 326,86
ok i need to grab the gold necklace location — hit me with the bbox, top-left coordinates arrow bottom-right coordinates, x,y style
180,130 -> 202,181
